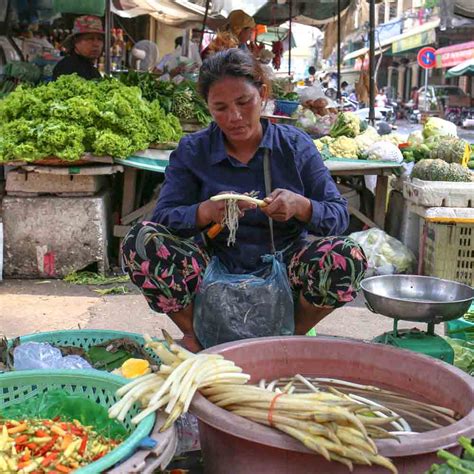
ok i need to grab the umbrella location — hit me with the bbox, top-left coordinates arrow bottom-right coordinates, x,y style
446,58 -> 474,78
253,0 -> 351,26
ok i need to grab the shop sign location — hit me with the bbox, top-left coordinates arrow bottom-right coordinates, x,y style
436,46 -> 474,68
392,29 -> 436,54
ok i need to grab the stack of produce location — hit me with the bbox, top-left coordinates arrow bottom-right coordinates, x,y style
109,332 -> 398,472
401,117 -> 473,182
0,417 -> 121,472
314,112 -> 404,161
119,72 -> 212,126
0,74 -> 183,163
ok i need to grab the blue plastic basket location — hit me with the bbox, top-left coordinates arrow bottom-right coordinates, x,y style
274,99 -> 299,116
0,369 -> 155,473
13,329 -> 162,365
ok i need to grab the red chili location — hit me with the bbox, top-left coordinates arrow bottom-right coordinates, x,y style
78,435 -> 88,456
35,429 -> 49,438
37,435 -> 59,456
15,434 -> 28,444
91,450 -> 106,461
41,452 -> 59,467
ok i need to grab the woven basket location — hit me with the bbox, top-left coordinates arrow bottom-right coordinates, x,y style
0,370 -> 155,473
15,329 -> 162,365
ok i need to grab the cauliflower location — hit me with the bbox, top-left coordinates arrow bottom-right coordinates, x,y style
314,139 -> 324,152
328,136 -> 359,159
366,141 -> 403,163
354,126 -> 379,153
408,130 -> 424,146
423,117 -> 458,139
314,136 -> 333,152
329,112 -> 361,138
383,133 -> 405,146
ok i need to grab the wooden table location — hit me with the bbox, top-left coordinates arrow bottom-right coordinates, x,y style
325,160 -> 401,228
115,150 -> 400,234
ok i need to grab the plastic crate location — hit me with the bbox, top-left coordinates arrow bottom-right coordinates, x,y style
422,221 -> 474,286
445,303 -> 474,341
0,370 -> 155,473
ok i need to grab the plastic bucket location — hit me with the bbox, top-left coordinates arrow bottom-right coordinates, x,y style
191,336 -> 474,474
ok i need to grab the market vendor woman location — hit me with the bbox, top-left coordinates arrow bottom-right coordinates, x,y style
53,16 -> 104,81
122,49 -> 367,352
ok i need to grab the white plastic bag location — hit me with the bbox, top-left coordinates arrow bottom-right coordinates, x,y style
349,228 -> 415,276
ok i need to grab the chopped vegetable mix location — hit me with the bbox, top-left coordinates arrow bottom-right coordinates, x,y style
0,418 -> 120,473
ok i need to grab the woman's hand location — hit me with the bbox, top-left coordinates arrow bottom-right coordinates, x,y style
197,192 -> 257,228
262,189 -> 312,223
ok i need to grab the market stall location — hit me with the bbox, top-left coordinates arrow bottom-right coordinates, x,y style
114,148 -> 400,234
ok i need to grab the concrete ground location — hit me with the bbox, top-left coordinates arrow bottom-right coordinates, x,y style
0,278 -> 441,342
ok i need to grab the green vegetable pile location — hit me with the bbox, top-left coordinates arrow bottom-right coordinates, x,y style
118,71 -> 211,126
272,78 -> 299,101
0,74 -> 183,163
329,112 -> 361,138
427,437 -> 474,473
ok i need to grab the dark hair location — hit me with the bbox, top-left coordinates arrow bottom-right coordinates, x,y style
175,36 -> 183,48
308,66 -> 316,75
341,81 -> 348,88
198,48 -> 271,102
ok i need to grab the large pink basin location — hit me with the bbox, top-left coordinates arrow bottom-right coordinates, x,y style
190,336 -> 474,474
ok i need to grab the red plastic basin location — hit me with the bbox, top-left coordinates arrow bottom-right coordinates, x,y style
190,336 -> 474,473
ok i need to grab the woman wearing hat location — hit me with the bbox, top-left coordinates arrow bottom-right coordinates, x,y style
201,10 -> 256,59
227,10 -> 256,51
53,15 -> 104,81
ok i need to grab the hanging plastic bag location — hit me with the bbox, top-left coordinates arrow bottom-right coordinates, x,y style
349,228 -> 415,276
193,255 -> 294,349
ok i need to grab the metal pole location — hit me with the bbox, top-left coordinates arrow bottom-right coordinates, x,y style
104,0 -> 112,75
337,0 -> 341,101
368,0 -> 376,125
199,0 -> 211,51
424,67 -> 429,112
288,0 -> 293,77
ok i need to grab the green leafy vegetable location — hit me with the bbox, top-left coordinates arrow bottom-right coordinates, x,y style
64,271 -> 129,286
94,286 -> 130,295
0,74 -> 183,162
118,72 -> 212,126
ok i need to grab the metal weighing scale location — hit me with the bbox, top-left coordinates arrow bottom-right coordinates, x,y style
361,275 -> 474,364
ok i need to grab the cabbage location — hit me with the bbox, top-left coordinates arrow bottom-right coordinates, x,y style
423,117 -> 458,139
349,228 -> 415,276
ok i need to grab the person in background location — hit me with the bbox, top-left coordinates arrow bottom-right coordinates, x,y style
305,66 -> 316,86
227,10 -> 256,51
340,81 -> 349,97
53,15 -> 104,81
156,36 -> 183,72
375,87 -> 388,108
410,86 -> 419,109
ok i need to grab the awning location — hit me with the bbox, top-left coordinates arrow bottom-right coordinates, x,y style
446,58 -> 474,78
112,0 -> 209,27
254,0 -> 352,27
436,41 -> 474,68
343,19 -> 440,62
